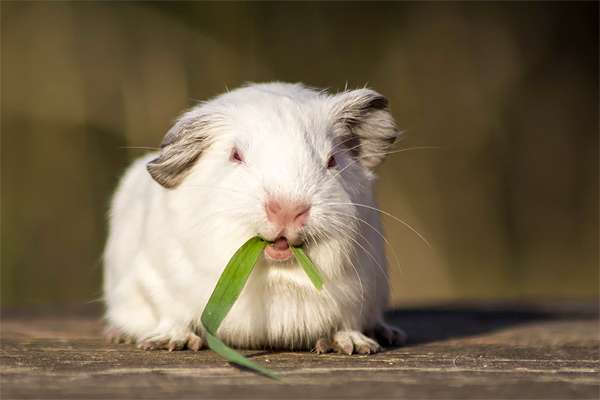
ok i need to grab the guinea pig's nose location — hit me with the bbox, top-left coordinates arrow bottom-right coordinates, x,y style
265,200 -> 310,228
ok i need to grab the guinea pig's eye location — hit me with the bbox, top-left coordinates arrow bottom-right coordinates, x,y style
230,148 -> 243,163
327,154 -> 337,169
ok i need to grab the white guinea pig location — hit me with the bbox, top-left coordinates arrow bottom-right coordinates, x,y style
103,82 -> 406,354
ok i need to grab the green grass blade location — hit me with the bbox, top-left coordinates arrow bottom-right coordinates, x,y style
201,236 -> 266,332
204,329 -> 281,380
290,245 -> 325,291
200,236 -> 323,380
201,236 -> 281,380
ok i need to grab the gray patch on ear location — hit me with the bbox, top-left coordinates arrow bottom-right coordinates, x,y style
333,89 -> 399,172
147,117 -> 214,189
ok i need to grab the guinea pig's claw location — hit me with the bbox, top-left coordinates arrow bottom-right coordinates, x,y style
105,329 -> 132,344
186,335 -> 202,351
168,341 -> 183,352
167,336 -> 201,351
138,339 -> 168,350
356,341 -> 380,355
106,330 -> 121,344
340,344 -> 354,355
137,332 -> 203,351
315,331 -> 381,355
315,338 -> 334,354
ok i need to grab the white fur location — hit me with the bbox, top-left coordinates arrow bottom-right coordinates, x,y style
103,83 -> 396,351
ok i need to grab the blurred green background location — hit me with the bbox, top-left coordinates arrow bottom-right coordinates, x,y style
2,2 -> 598,308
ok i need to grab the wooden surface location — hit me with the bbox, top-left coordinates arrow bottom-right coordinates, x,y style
1,304 -> 598,399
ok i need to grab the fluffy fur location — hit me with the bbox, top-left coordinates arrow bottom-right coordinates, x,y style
103,82 -> 404,353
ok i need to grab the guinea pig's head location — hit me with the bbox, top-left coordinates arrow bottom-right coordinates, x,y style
147,83 -> 398,266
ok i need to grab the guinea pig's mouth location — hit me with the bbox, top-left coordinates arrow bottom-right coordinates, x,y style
264,237 -> 295,261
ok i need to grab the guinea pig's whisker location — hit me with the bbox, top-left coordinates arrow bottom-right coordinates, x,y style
118,146 -> 161,151
327,202 -> 432,250
328,222 -> 374,270
325,159 -> 359,184
327,224 -> 366,315
328,209 -> 401,282
387,145 -> 447,155
314,228 -> 359,304
333,208 -> 402,277
333,143 -> 365,162
349,212 -> 402,277
332,130 -> 444,169
84,297 -> 107,305
331,136 -> 352,151
336,140 -> 364,155
352,146 -> 448,161
329,215 -> 392,292
331,136 -> 360,153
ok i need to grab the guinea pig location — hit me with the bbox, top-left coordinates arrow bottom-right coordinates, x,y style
103,82 -> 406,354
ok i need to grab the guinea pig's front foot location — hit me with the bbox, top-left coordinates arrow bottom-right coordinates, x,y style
137,329 -> 203,352
315,331 -> 382,355
364,322 -> 407,347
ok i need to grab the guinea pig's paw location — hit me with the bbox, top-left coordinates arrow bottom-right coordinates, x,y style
316,331 -> 382,355
365,322 -> 407,347
137,330 -> 203,352
105,328 -> 133,344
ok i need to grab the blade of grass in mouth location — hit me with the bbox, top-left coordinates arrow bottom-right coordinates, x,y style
290,245 -> 324,291
200,236 -> 324,380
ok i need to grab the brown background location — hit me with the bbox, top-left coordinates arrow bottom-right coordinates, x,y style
2,1 -> 598,307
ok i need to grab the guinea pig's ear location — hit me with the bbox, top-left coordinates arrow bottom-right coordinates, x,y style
147,116 -> 211,189
331,89 -> 399,172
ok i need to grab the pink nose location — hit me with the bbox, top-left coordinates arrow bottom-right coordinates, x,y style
265,200 -> 310,228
